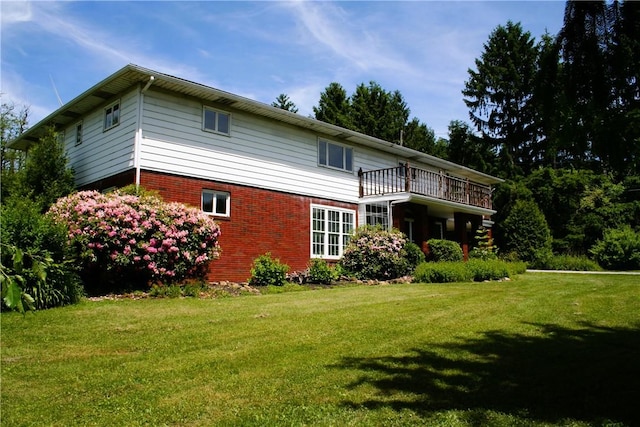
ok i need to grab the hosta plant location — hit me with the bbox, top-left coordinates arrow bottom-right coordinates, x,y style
48,190 -> 221,294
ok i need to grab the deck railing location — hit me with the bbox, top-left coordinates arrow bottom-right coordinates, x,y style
358,164 -> 493,210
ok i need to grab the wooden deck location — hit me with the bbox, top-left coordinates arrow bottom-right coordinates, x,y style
358,165 -> 493,210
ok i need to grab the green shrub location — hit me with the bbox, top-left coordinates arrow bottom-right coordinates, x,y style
413,262 -> 471,283
466,259 -> 510,281
590,226 -> 640,270
149,284 -> 182,298
1,199 -> 82,311
248,253 -> 289,286
507,261 -> 527,275
404,242 -> 426,272
339,226 -> 410,280
542,255 -> 602,271
426,239 -> 463,262
500,199 -> 553,267
307,259 -> 336,285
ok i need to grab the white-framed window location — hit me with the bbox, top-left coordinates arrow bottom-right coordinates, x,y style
203,107 -> 231,135
75,121 -> 83,146
202,190 -> 230,217
104,100 -> 120,131
318,139 -> 353,172
311,205 -> 355,259
365,203 -> 389,229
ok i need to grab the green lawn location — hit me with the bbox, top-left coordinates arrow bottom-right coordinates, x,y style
2,273 -> 639,426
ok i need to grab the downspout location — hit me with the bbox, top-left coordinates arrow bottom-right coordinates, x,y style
134,76 -> 155,188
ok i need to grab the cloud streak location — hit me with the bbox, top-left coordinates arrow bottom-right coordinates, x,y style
287,1 -> 419,77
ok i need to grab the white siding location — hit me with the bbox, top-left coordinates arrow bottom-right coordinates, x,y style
64,89 -> 138,186
140,90 -> 365,202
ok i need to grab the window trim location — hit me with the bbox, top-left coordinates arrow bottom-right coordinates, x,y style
104,100 -> 121,131
75,121 -> 83,146
202,106 -> 231,136
365,202 -> 390,229
201,190 -> 231,217
310,204 -> 355,259
318,138 -> 353,172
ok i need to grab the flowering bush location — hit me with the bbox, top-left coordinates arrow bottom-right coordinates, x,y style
339,225 -> 412,280
48,190 -> 221,294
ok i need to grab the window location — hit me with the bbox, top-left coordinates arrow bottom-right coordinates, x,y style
75,122 -> 83,146
318,139 -> 353,172
203,107 -> 231,135
311,205 -> 355,258
104,101 -> 120,130
202,190 -> 230,216
365,203 -> 389,229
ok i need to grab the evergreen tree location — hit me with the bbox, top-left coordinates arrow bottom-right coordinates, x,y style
556,1 -> 610,169
271,93 -> 298,113
350,81 -> 409,143
463,21 -> 539,179
533,32 -> 563,169
445,120 -> 495,175
313,82 -> 352,129
402,117 -> 436,154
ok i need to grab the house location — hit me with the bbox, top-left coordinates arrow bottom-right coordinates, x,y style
10,64 -> 503,282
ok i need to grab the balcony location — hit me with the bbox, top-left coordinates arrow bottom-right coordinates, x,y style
358,164 -> 493,210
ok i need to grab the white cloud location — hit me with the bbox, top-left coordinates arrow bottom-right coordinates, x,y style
0,1 -> 32,25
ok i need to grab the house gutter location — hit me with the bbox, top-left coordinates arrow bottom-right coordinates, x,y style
134,76 -> 155,188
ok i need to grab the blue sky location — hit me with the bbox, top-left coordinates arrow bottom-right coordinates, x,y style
1,1 -> 566,139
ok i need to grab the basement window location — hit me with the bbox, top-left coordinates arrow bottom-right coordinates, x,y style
202,190 -> 230,217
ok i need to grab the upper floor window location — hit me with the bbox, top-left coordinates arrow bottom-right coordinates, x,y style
318,139 -> 353,172
202,190 -> 230,217
203,107 -> 230,135
75,122 -> 83,146
104,101 -> 120,131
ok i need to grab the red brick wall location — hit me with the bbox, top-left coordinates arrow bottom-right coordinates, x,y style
139,170 -> 357,282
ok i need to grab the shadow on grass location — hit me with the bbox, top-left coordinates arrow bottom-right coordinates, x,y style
335,322 -> 640,425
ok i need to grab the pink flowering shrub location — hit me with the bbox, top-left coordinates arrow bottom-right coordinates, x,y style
48,190 -> 221,294
339,225 -> 414,280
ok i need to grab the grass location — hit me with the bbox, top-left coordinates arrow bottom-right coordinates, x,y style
2,273 -> 639,426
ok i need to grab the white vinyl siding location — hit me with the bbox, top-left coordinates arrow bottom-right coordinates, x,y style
136,90 -> 443,204
311,205 -> 355,259
64,89 -> 138,186
140,90 -> 359,202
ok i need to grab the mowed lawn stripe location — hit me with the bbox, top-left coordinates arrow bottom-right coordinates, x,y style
2,274 -> 638,426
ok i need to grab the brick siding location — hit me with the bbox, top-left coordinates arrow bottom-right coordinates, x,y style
139,170 -> 357,282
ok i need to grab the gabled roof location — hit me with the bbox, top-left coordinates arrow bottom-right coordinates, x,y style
10,64 -> 503,185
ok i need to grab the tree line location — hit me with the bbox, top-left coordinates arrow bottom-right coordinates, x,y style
271,1 -> 639,181
273,0 -> 639,261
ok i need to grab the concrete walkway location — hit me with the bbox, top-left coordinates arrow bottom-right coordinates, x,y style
527,269 -> 640,276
